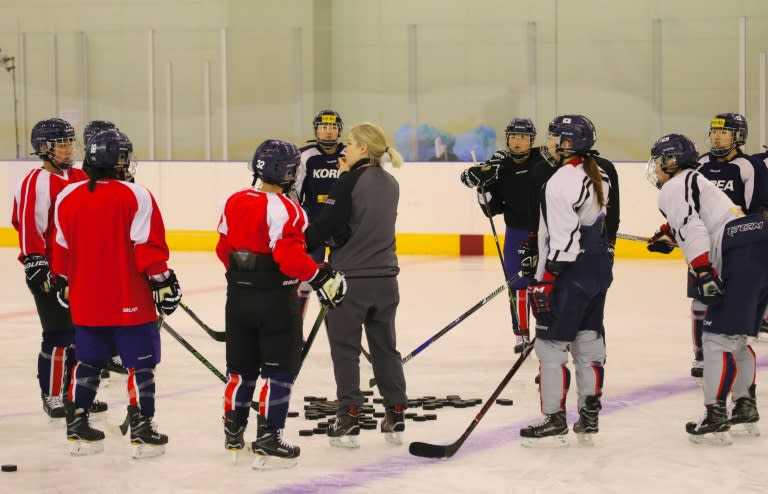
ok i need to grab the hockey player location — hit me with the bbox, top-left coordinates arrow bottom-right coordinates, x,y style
295,109 -> 346,318
520,115 -> 612,447
459,118 -> 542,353
652,113 -> 768,378
53,130 -> 180,457
645,133 -> 765,444
305,122 -> 408,448
11,118 -> 107,419
217,139 -> 346,469
82,120 -> 129,384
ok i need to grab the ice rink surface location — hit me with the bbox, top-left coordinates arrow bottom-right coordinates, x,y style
1,249 -> 766,494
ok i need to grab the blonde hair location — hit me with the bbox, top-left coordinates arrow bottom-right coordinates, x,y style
349,122 -> 403,169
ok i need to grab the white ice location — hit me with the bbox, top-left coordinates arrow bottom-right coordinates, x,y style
1,249 -> 766,494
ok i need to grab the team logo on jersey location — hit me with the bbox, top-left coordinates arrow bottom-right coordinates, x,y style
710,179 -> 734,192
726,220 -> 765,236
313,168 -> 339,179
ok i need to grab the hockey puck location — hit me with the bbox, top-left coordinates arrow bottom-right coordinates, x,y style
424,414 -> 437,420
362,390 -> 374,396
360,422 -> 377,430
298,430 -> 314,436
312,428 -> 325,434
413,415 -> 428,422
373,411 -> 385,418
495,398 -> 514,406
287,411 -> 299,418
2,465 -> 18,472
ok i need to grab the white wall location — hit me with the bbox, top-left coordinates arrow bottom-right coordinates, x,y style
1,160 -> 662,237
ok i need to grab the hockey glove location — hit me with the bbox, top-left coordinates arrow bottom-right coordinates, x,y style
309,263 -> 347,308
517,239 -> 538,279
460,163 -> 500,188
528,270 -> 556,327
23,253 -> 51,294
150,270 -> 182,316
691,255 -> 724,306
53,276 -> 69,309
647,223 -> 676,254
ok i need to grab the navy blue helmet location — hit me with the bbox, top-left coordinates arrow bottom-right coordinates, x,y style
646,133 -> 698,189
84,130 -> 133,170
83,120 -> 118,147
249,139 -> 300,187
708,112 -> 747,157
548,114 -> 596,154
505,118 -> 536,139
312,109 -> 343,149
651,133 -> 699,172
30,118 -> 76,169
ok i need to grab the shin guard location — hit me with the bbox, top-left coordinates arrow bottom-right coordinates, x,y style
68,361 -> 103,410
224,369 -> 258,428
259,370 -> 296,430
127,367 -> 157,418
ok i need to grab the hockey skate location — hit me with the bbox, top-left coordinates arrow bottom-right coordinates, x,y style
729,384 -> 760,437
127,405 -> 168,458
514,334 -> 531,354
223,410 -> 246,463
380,404 -> 405,445
686,401 -> 732,445
327,405 -> 360,448
520,410 -> 568,448
65,402 -> 105,456
42,393 -> 66,420
573,395 -> 601,446
251,425 -> 300,470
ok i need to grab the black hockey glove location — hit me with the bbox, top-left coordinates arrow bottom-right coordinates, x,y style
460,163 -> 500,188
647,223 -> 676,254
517,240 -> 538,279
53,276 -> 70,309
309,263 -> 347,308
150,270 -> 182,316
23,253 -> 51,294
692,263 -> 724,306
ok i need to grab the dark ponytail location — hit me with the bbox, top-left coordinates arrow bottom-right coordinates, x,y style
582,156 -> 606,209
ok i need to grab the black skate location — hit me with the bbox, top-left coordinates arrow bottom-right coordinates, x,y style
730,384 -> 760,437
573,395 -> 602,446
106,355 -> 128,375
514,334 -> 531,354
223,410 -> 246,461
251,425 -> 300,470
65,402 -> 105,456
381,404 -> 405,445
520,410 -> 568,447
328,405 -> 360,449
686,401 -> 732,445
760,318 -> 768,334
128,405 -> 168,458
690,360 -> 703,379
89,400 -> 108,414
42,393 -> 66,419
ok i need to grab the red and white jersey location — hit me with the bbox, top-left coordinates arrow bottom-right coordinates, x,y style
216,188 -> 318,281
536,157 -> 610,279
11,166 -> 88,262
657,169 -> 743,270
53,179 -> 170,326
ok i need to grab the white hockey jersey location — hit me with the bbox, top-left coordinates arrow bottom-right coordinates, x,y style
536,158 -> 610,279
657,169 -> 743,270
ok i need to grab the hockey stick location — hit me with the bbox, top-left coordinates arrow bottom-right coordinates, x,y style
617,232 -> 678,250
179,300 -> 226,342
368,275 -> 520,388
300,305 -> 329,364
409,337 -> 536,459
161,319 -> 227,382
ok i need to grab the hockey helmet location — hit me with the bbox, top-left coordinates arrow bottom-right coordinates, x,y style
84,130 -> 133,170
312,109 -> 343,150
30,118 -> 76,169
646,133 -> 698,188
708,113 -> 747,157
548,114 -> 596,155
83,120 -> 118,147
249,139 -> 300,187
504,118 -> 536,158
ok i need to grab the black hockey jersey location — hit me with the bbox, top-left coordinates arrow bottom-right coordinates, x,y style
697,151 -> 768,214
296,143 -> 346,222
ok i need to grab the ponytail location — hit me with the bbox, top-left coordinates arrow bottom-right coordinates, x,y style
582,156 -> 606,209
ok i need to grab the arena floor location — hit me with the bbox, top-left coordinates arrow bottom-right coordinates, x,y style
1,249 -> 766,493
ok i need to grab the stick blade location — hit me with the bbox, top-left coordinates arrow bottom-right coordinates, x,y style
409,441 -> 453,459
